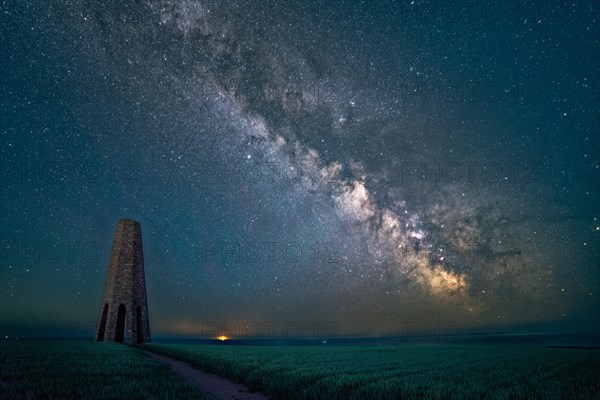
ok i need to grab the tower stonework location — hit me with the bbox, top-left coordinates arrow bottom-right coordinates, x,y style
95,219 -> 151,344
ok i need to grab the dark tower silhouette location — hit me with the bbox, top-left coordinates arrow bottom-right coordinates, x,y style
95,219 -> 151,344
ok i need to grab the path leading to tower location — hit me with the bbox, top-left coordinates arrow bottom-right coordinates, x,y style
142,350 -> 271,400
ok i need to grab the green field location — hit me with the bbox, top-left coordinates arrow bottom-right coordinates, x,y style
0,340 -> 211,400
144,343 -> 600,400
1,340 -> 599,400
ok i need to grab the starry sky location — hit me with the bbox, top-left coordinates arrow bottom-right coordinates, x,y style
1,0 -> 599,339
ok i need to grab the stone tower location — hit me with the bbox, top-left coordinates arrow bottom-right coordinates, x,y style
95,219 -> 151,344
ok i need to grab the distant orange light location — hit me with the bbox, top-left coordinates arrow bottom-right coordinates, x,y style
217,335 -> 228,341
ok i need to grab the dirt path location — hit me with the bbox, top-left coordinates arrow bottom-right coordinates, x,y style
142,350 -> 270,400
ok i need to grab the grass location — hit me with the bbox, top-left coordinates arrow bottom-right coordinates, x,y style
2,339 -> 598,399
0,340 -> 212,400
143,343 -> 600,400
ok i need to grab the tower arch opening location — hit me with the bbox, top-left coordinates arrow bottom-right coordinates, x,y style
136,305 -> 143,344
96,303 -> 109,341
115,304 -> 126,343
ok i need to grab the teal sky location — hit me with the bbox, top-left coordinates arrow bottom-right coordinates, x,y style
1,0 -> 599,339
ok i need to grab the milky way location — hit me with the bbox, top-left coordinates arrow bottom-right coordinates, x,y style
1,0 -> 599,337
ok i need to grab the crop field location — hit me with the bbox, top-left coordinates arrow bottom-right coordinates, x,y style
144,343 -> 600,400
1,340 -> 599,399
0,340 -> 211,400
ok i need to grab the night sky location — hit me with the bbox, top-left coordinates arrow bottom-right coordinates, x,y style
1,1 -> 599,339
